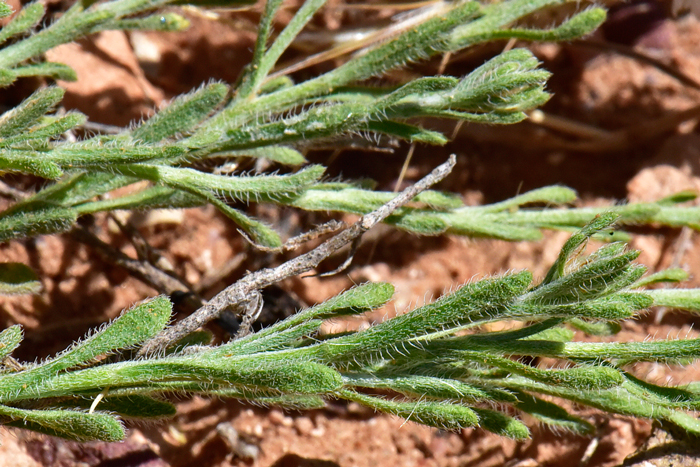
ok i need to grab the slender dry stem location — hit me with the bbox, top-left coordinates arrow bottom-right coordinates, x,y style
138,154 -> 457,355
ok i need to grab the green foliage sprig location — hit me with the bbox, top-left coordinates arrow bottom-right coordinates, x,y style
0,0 -> 696,258
2,215 -> 700,442
1,0 -> 700,444
0,0 -> 615,251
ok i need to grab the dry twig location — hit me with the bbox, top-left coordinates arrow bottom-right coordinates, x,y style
138,155 -> 457,355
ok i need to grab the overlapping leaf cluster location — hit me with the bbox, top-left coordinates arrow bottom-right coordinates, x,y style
1,0 -> 700,444
0,0 -> 698,280
1,214 -> 700,441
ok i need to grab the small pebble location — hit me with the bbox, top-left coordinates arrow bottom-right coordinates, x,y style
268,410 -> 285,425
346,402 -> 364,414
294,416 -> 314,436
216,422 -> 259,461
310,426 -> 326,437
269,409 -> 293,426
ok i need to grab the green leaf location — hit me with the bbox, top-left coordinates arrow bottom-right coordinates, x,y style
472,408 -> 530,439
633,268 -> 689,288
511,390 -> 594,434
0,68 -> 14,86
0,262 -> 41,295
343,390 -> 479,431
621,371 -> 700,410
459,334 -> 700,362
541,212 -> 620,284
0,296 -> 172,402
446,214 -> 544,240
0,151 -> 64,178
0,2 -> 44,45
96,12 -> 190,33
0,1 -> 12,19
657,191 -> 697,205
235,0 -> 326,100
307,272 -> 532,366
409,190 -> 463,210
0,325 -> 22,360
292,282 -> 394,323
117,164 -> 324,202
212,391 -> 327,409
219,282 -> 394,355
48,296 -> 172,371
365,121 -> 449,145
484,7 -> 607,43
0,112 -> 86,147
219,146 -> 307,166
11,61 -> 77,81
0,405 -> 125,442
45,144 -> 185,168
63,395 -> 177,419
0,87 -> 64,138
471,355 -> 623,390
0,8 -> 113,70
75,185 -> 203,215
208,195 -> 283,248
502,375 -> 700,436
0,207 -> 78,242
220,359 -> 342,393
215,320 -> 322,356
646,289 -> 700,312
448,0 -> 601,49
345,374 -> 507,404
568,319 -> 621,336
527,249 -> 645,305
193,0 -> 482,140
133,82 -> 229,143
22,355 -> 342,400
480,186 -> 577,213
447,49 -> 551,115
